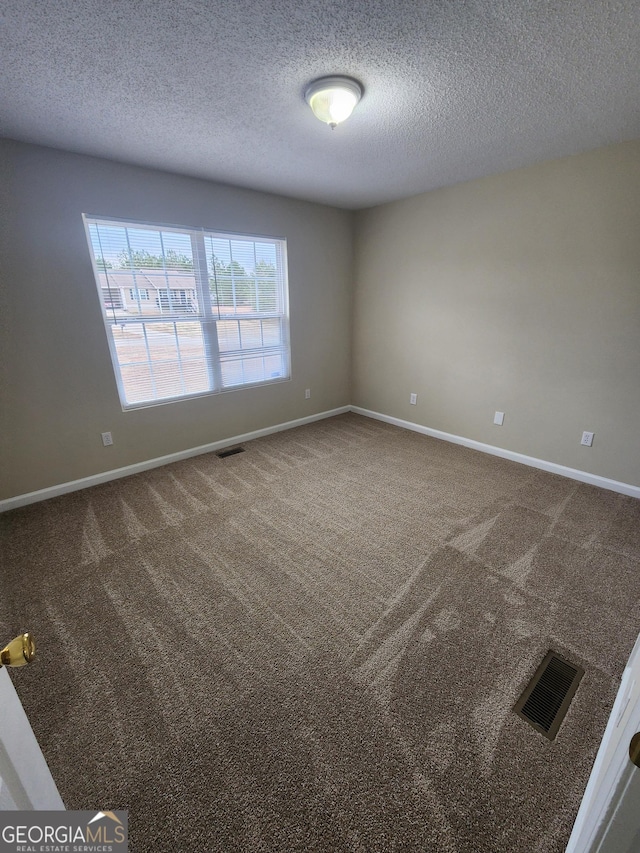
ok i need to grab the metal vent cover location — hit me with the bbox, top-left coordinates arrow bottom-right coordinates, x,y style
216,446 -> 245,459
514,651 -> 584,741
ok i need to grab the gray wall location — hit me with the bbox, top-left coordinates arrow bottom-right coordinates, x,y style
352,141 -> 640,487
0,140 -> 353,500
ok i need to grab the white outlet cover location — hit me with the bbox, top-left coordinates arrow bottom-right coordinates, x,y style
101,432 -> 113,446
410,393 -> 417,405
581,431 -> 594,447
494,411 -> 505,425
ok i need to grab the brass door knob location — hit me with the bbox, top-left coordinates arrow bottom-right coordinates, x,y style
0,633 -> 36,668
630,733 -> 640,769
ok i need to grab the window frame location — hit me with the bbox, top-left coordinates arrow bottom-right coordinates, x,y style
83,215 -> 291,411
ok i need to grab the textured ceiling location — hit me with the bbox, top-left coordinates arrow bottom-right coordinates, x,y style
1,0 -> 639,209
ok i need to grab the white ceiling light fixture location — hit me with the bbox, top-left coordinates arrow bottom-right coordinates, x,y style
305,76 -> 363,129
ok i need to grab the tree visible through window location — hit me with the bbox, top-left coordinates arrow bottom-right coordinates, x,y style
84,217 -> 290,408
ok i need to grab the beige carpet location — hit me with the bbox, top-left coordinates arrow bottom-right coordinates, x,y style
1,413 -> 639,852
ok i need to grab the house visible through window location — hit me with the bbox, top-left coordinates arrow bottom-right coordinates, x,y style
84,216 -> 291,409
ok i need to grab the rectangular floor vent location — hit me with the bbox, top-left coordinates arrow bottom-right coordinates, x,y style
514,651 -> 584,741
216,446 -> 245,459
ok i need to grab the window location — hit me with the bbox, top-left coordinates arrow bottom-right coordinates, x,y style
129,287 -> 150,301
84,216 -> 290,409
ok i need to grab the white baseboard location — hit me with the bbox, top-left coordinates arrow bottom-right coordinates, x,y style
351,406 -> 640,499
3,404 -> 638,512
0,406 -> 351,513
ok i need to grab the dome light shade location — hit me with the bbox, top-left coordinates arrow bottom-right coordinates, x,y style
305,76 -> 363,128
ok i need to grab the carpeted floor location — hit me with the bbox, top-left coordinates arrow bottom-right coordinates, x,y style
1,413 -> 639,852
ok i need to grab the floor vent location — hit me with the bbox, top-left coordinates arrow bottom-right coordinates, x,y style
216,446 -> 245,459
514,651 -> 584,740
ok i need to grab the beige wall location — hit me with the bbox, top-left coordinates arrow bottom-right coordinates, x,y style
352,141 -> 640,486
0,140 -> 353,500
2,138 -> 639,501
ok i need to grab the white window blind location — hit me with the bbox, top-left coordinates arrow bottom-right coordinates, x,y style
83,216 -> 290,409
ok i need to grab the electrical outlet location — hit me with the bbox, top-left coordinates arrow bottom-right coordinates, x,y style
101,431 -> 113,447
581,431 -> 594,447
304,388 -> 311,399
494,411 -> 505,426
409,393 -> 417,405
